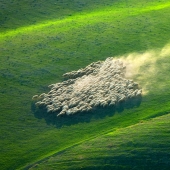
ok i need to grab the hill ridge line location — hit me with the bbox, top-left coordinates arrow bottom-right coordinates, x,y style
21,112 -> 170,170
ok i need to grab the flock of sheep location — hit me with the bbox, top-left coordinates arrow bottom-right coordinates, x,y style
32,57 -> 142,116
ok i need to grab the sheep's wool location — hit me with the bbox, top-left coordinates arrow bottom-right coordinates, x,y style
33,58 -> 142,116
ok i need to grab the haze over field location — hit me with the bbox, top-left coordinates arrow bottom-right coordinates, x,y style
120,43 -> 170,94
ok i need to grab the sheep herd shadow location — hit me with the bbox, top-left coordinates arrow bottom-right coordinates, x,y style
31,96 -> 142,128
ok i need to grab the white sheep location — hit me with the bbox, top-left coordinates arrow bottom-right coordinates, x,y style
33,58 -> 142,116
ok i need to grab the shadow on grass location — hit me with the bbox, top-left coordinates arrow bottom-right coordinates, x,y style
31,96 -> 142,128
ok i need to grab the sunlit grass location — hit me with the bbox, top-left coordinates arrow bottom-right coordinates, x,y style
1,1 -> 170,40
31,113 -> 170,170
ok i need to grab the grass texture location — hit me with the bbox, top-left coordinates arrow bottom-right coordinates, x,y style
0,0 -> 170,169
29,113 -> 170,170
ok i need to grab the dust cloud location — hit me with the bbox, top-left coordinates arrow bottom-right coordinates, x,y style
118,43 -> 170,95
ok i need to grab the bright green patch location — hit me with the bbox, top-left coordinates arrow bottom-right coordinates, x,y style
29,113 -> 170,170
1,1 -> 170,39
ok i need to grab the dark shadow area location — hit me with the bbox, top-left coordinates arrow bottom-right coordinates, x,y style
31,96 -> 142,128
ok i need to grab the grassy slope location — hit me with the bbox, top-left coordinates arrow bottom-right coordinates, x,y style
0,0 -> 114,31
29,113 -> 170,170
0,0 -> 170,169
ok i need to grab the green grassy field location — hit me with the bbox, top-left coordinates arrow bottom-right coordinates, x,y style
29,113 -> 170,170
0,0 -> 170,169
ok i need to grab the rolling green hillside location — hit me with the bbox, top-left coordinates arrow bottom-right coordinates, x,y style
29,113 -> 170,170
0,0 -> 170,169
